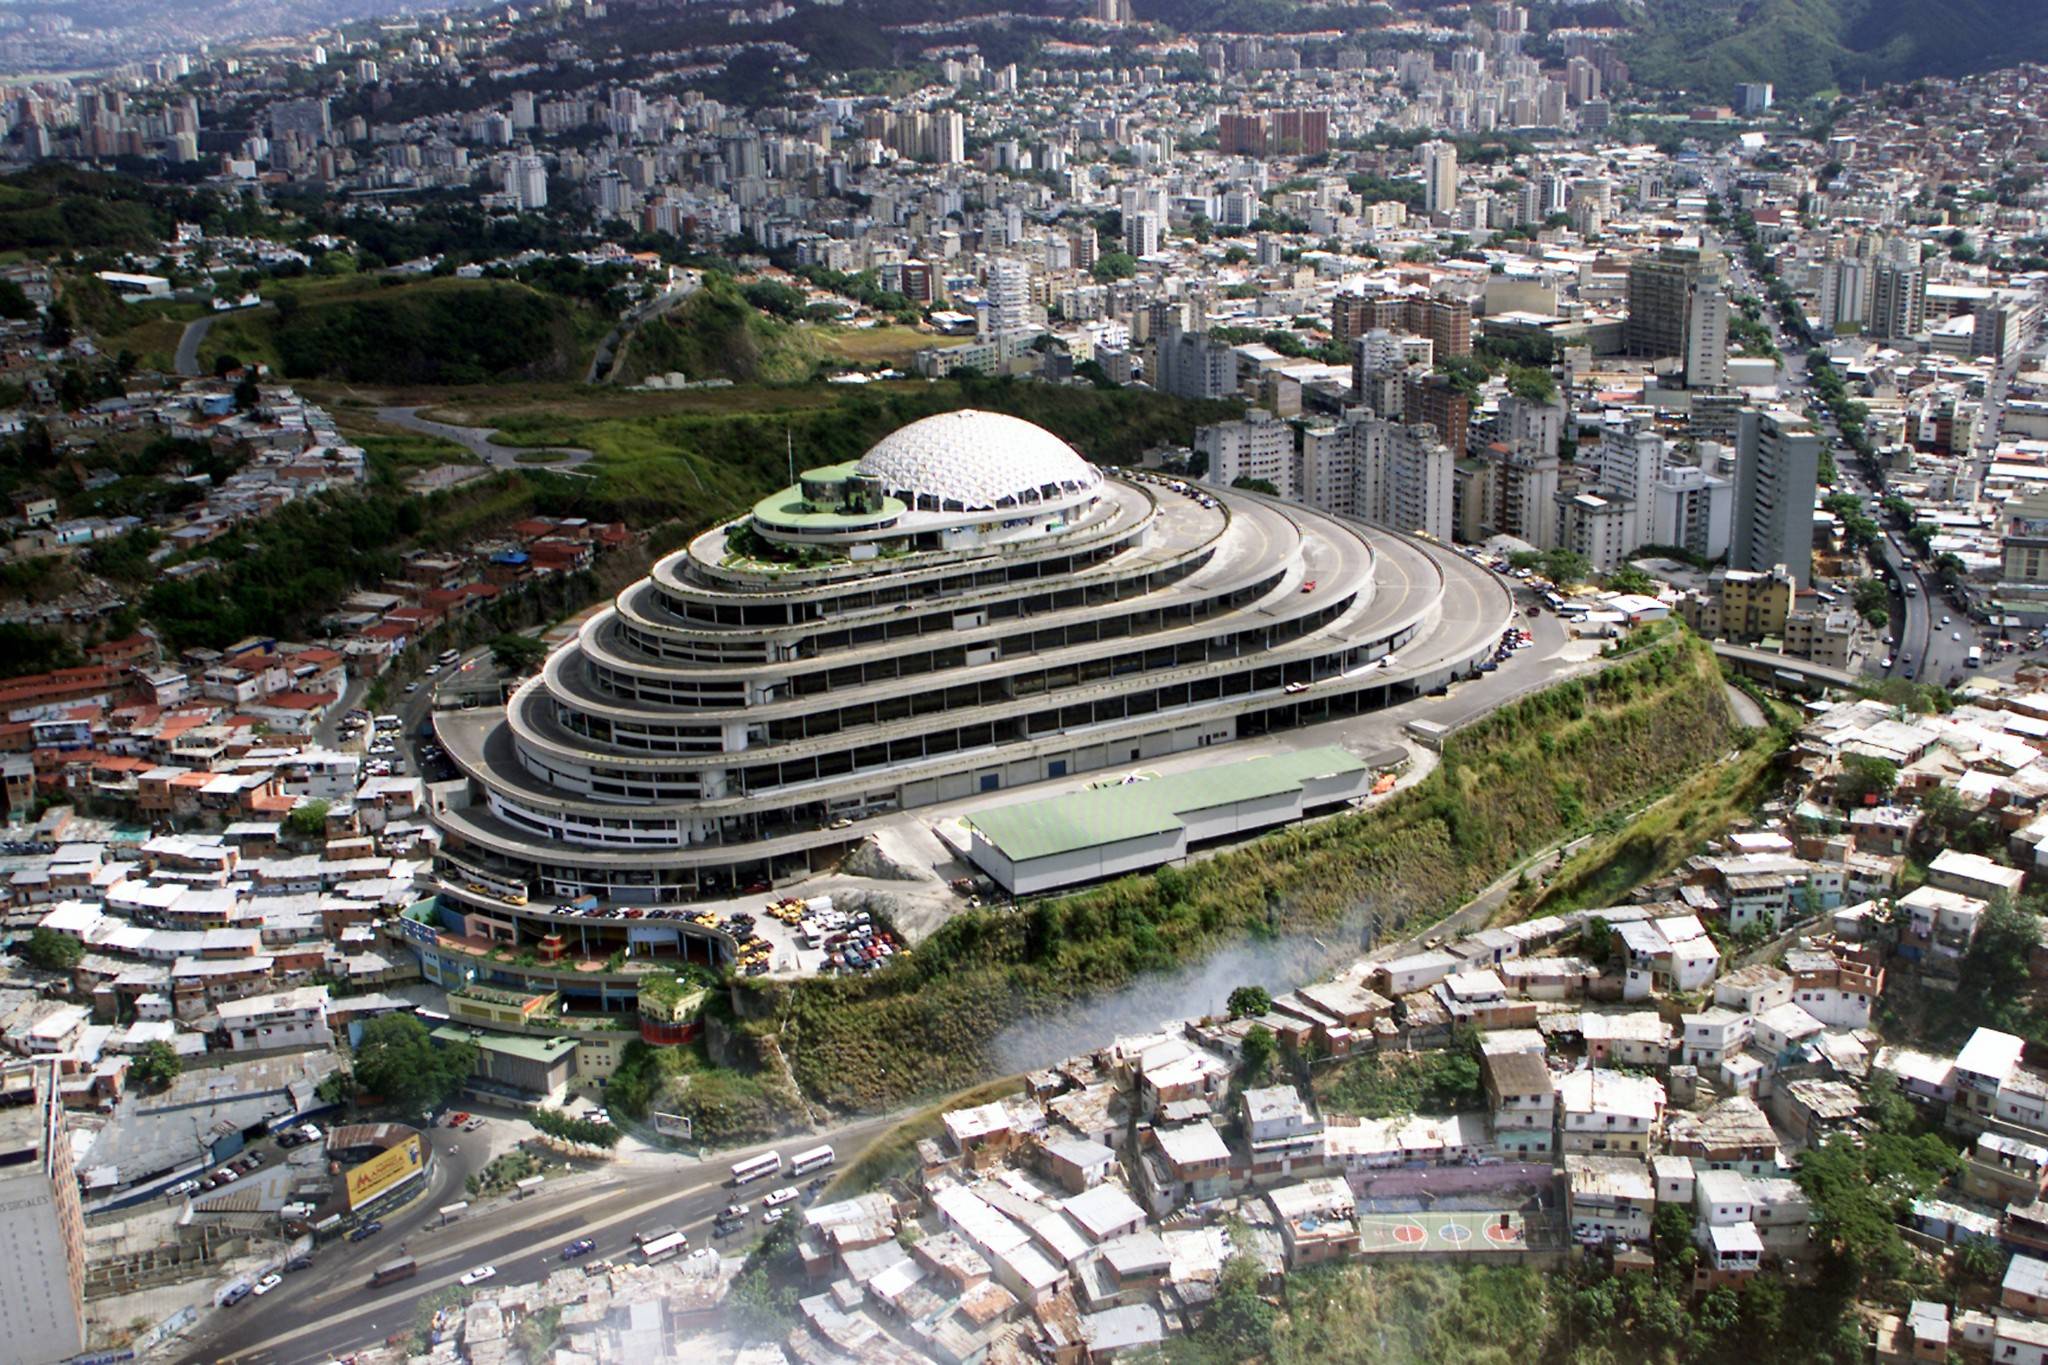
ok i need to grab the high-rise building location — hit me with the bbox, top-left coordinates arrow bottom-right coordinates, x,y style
1869,262 -> 1927,340
1684,284 -> 1730,389
0,1061 -> 86,1365
1624,245 -> 1726,360
1731,407 -> 1821,588
1490,393 -> 1563,549
1420,140 -> 1459,216
1362,419 -> 1455,543
269,96 -> 330,144
1651,463 -> 1734,561
1403,372 -> 1472,456
1124,209 -> 1160,259
1818,257 -> 1871,334
1156,318 -> 1238,401
1195,408 -> 1297,497
1070,226 -> 1099,273
985,257 -> 1032,335
1555,490 -> 1635,572
511,151 -> 548,210
1294,415 -> 1453,542
1331,291 -> 1404,347
1594,416 -> 1663,551
1414,294 -> 1472,359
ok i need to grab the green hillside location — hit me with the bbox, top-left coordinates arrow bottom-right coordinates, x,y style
269,279 -> 589,386
616,275 -> 822,386
1617,0 -> 2048,98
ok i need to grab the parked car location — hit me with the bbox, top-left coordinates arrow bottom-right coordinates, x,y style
252,1273 -> 283,1297
221,1283 -> 253,1307
348,1221 -> 383,1243
285,1256 -> 314,1273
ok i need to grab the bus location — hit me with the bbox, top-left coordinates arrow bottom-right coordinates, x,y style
370,1257 -> 418,1288
640,1232 -> 689,1264
730,1152 -> 782,1186
789,1145 -> 836,1178
1968,645 -> 1983,668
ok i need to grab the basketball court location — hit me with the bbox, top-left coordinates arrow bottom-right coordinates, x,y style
1355,1210 -> 1529,1254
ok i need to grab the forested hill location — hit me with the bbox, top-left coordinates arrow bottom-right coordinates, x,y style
1609,0 -> 2048,99
1130,0 -> 2048,100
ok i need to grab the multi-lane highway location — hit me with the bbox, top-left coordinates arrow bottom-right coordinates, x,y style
192,1112 -> 901,1365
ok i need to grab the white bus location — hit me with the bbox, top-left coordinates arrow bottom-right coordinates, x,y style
789,1145 -> 836,1178
640,1231 -> 689,1264
730,1152 -> 782,1186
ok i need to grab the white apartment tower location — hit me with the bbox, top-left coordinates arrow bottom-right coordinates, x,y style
1124,209 -> 1161,259
1685,284 -> 1730,389
1594,417 -> 1664,552
1287,415 -> 1453,543
1195,409 -> 1297,498
1421,140 -> 1459,216
511,151 -> 548,211
1651,463 -> 1734,560
985,257 -> 1033,335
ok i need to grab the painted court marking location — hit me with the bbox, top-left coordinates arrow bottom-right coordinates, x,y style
1485,1221 -> 1522,1245
1438,1221 -> 1473,1244
1391,1221 -> 1428,1245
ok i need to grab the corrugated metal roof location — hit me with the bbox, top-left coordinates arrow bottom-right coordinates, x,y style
967,745 -> 1368,863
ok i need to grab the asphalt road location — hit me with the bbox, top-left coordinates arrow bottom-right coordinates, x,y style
373,406 -> 595,472
194,1110 -> 901,1365
173,313 -> 217,378
175,305 -> 274,378
1730,255 -> 1988,689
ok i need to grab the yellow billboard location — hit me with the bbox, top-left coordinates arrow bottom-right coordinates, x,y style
346,1133 -> 424,1210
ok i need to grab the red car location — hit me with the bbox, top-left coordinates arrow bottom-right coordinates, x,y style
1300,580 -> 1317,593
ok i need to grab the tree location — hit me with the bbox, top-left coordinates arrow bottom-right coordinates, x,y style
1240,1024 -> 1276,1081
1226,985 -> 1272,1020
1836,754 -> 1899,807
1652,1201 -> 1698,1273
352,1014 -> 475,1114
211,352 -> 243,379
490,633 -> 548,675
1208,1251 -> 1274,1356
20,928 -> 84,972
284,800 -> 331,839
131,1039 -> 182,1090
0,279 -> 34,321
232,377 -> 260,411
41,299 -> 71,348
1605,565 -> 1655,595
1090,252 -> 1137,281
1541,548 -> 1590,585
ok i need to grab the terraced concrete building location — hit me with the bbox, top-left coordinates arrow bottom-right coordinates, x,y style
428,409 -> 1509,936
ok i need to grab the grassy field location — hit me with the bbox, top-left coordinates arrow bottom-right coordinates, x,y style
817,324 -> 966,366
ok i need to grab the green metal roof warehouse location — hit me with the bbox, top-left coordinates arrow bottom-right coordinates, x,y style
965,745 -> 1382,896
